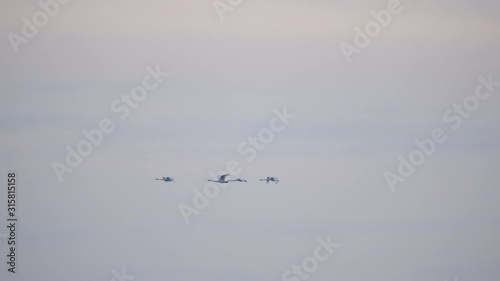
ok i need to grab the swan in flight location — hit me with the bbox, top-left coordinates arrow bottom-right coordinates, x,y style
155,177 -> 175,182
260,177 -> 279,184
228,178 -> 247,182
208,174 -> 231,183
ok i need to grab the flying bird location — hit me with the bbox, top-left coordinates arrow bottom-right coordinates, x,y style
260,177 -> 279,184
228,178 -> 247,182
208,174 -> 230,183
155,177 -> 175,182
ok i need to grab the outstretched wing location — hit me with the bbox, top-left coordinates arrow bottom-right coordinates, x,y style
219,174 -> 230,181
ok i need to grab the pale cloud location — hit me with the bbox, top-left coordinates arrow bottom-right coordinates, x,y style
1,0 -> 500,281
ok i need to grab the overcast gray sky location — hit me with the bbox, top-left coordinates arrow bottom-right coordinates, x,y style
1,0 -> 500,280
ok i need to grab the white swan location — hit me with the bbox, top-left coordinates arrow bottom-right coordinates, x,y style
208,174 -> 230,183
155,177 -> 175,182
259,177 -> 279,184
228,178 -> 247,182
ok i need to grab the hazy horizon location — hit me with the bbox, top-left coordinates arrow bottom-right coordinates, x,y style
1,0 -> 500,280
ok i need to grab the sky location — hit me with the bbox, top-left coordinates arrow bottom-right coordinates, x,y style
1,0 -> 500,280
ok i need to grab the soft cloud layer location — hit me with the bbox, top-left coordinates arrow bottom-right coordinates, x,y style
1,0 -> 500,281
